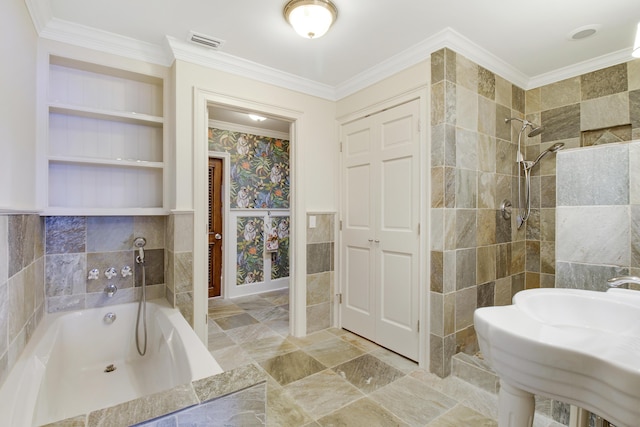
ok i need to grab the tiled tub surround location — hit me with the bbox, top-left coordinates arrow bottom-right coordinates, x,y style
306,213 -> 335,334
0,299 -> 224,426
0,214 -> 45,388
44,216 -> 166,313
48,366 -> 266,426
556,140 -> 640,290
165,211 -> 195,326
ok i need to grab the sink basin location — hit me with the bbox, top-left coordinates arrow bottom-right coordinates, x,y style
474,287 -> 640,427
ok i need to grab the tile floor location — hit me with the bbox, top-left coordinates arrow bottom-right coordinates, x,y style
208,289 -> 564,427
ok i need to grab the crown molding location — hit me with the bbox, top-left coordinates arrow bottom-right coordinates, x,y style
24,0 -> 51,34
335,28 -> 531,99
527,47 -> 634,90
38,18 -> 172,67
23,0 -> 636,101
166,36 -> 336,100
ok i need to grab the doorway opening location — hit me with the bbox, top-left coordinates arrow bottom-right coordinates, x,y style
206,104 -> 292,302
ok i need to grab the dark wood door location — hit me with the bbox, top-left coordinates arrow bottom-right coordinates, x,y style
208,158 -> 223,297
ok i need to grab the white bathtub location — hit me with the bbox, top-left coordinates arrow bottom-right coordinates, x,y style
0,299 -> 223,426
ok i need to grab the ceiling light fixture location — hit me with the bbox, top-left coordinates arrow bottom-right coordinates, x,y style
248,114 -> 267,122
284,0 -> 338,39
633,22 -> 640,58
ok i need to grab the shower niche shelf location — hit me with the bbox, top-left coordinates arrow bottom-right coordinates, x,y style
42,54 -> 168,216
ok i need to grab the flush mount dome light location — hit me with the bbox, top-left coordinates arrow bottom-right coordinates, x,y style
284,0 -> 338,39
567,24 -> 601,41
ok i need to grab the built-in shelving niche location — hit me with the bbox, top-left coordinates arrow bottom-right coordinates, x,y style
44,55 -> 166,216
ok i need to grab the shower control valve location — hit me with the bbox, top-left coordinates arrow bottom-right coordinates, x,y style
121,266 -> 132,278
105,267 -> 117,280
88,268 -> 100,280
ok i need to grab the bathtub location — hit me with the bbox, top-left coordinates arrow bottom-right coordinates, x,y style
0,299 -> 223,426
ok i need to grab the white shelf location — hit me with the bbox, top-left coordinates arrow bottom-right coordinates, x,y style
44,54 -> 167,214
49,156 -> 163,169
49,102 -> 163,127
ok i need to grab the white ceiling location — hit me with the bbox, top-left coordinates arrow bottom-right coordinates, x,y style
31,0 -> 640,99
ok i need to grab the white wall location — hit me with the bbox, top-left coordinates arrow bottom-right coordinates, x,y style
0,0 -> 38,210
336,62 -> 430,119
173,60 -> 338,212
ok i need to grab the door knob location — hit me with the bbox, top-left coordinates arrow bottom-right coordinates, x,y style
214,233 -> 222,240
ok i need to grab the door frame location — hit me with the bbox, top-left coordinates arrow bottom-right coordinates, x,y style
193,88 -> 307,344
337,87 -> 430,369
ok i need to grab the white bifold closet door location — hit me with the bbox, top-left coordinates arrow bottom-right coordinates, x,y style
340,99 -> 421,361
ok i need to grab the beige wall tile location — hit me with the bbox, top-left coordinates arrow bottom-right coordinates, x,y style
629,58 -> 640,91
456,54 -> 478,92
495,75 -> 512,108
540,77 -> 580,111
580,92 -> 630,131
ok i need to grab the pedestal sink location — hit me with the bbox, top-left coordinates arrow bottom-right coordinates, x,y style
474,287 -> 640,427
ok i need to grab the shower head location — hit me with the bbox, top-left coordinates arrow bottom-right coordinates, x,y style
505,117 -> 544,137
527,125 -> 544,137
548,142 -> 565,152
528,142 -> 565,169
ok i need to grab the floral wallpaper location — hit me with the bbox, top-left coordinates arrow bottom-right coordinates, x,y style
208,128 -> 290,209
236,215 -> 290,286
236,216 -> 264,285
270,216 -> 290,280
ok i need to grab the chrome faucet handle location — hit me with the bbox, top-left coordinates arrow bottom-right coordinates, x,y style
88,268 -> 100,280
104,283 -> 118,297
121,266 -> 132,277
607,276 -> 640,287
105,267 -> 117,280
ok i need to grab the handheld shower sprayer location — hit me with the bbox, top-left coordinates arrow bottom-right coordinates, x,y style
133,236 -> 148,356
505,117 -> 564,229
134,237 -> 146,264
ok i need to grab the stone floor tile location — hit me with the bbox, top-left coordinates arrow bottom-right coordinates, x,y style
214,313 -> 259,330
260,350 -> 325,386
283,370 -> 364,419
426,404 -> 497,427
333,353 -> 405,394
305,337 -> 365,368
317,397 -> 409,427
369,376 -> 457,426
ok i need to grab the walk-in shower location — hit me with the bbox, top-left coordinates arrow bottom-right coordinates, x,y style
505,117 -> 564,229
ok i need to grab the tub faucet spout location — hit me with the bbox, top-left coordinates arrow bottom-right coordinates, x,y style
607,276 -> 640,288
105,283 -> 118,297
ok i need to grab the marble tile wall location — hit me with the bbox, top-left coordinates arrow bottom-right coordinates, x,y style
0,214 -> 44,388
430,48 -> 526,377
44,216 -> 166,313
306,213 -> 335,334
524,58 -> 640,291
165,212 -> 194,325
555,141 -> 639,291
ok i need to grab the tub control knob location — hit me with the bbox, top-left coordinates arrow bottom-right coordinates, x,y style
105,267 -> 117,280
88,268 -> 99,280
104,312 -> 116,324
121,266 -> 132,277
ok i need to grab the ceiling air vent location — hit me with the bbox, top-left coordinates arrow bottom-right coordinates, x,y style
188,31 -> 225,50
